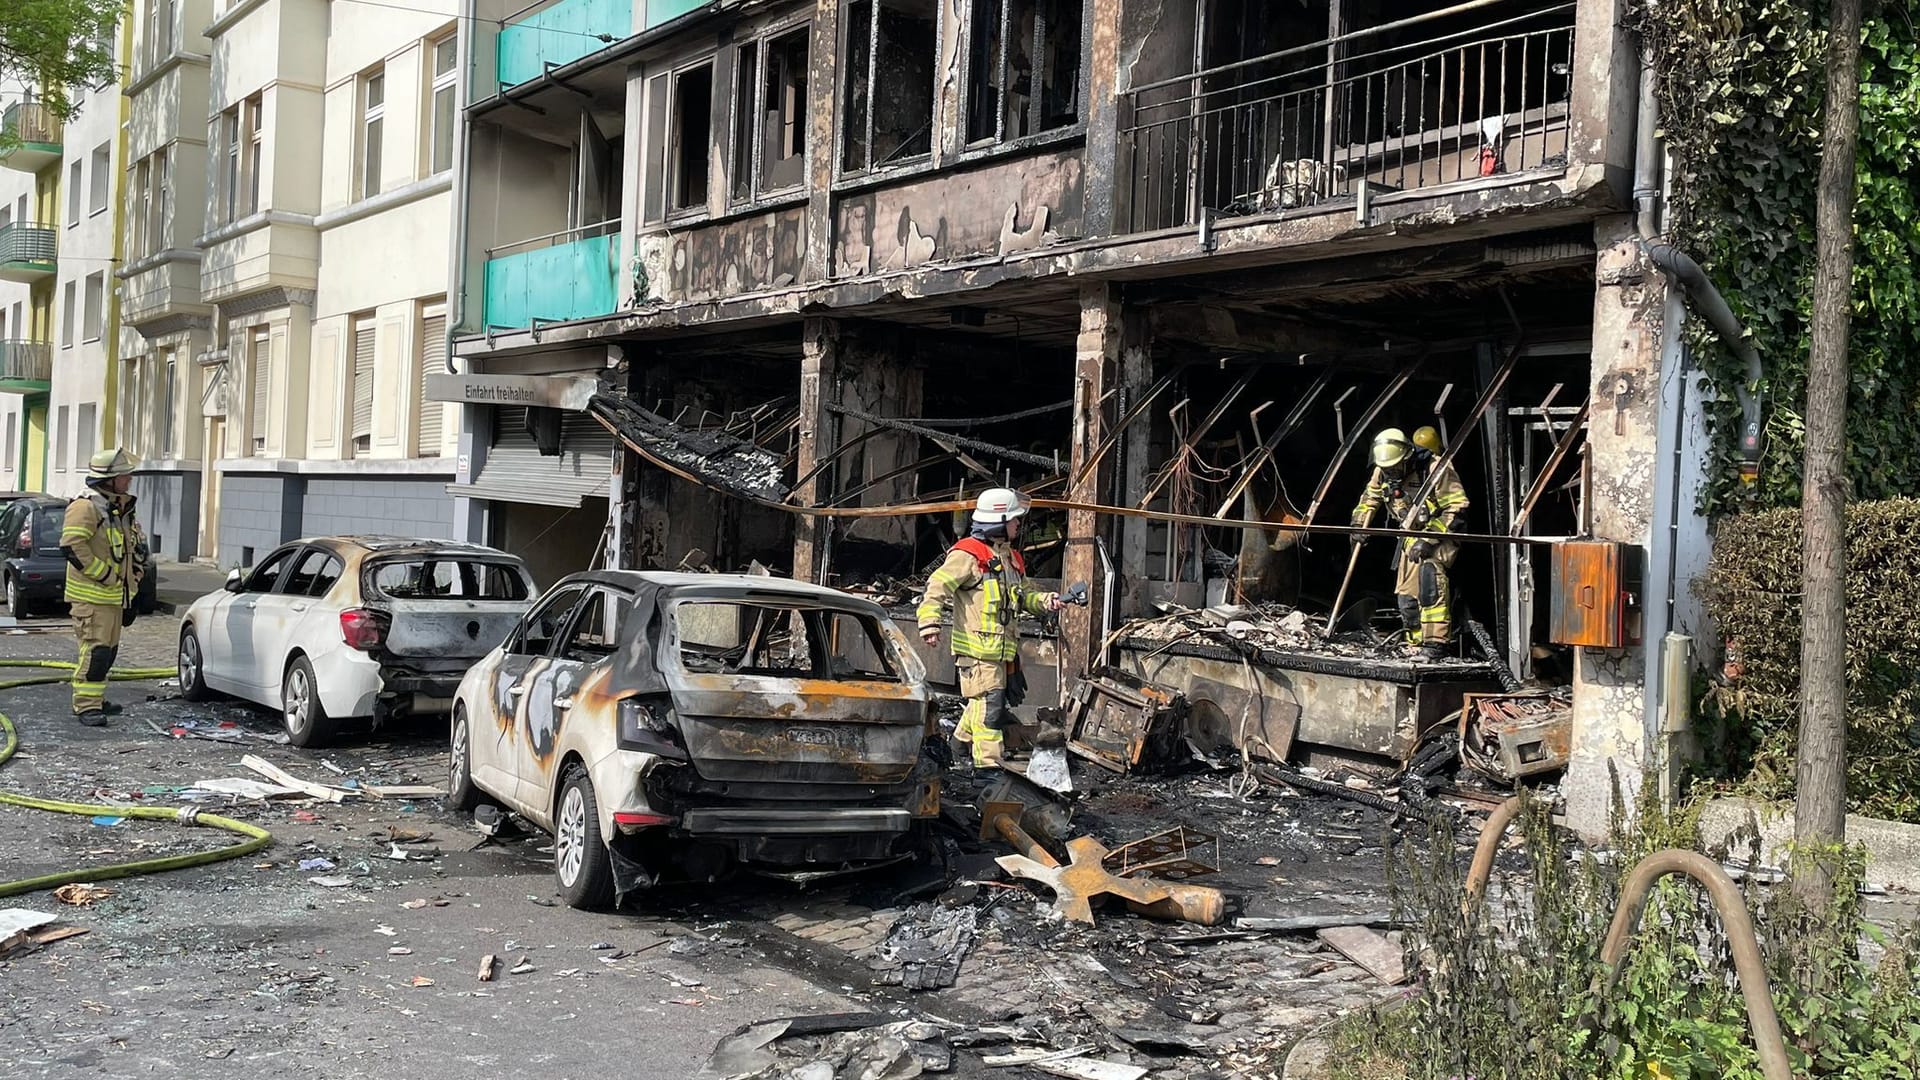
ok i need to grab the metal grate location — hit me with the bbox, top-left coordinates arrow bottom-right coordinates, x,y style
1120,6 -> 1576,233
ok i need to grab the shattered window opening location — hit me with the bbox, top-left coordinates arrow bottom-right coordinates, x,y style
964,0 -> 1081,145
668,61 -> 715,213
674,601 -> 905,683
371,559 -> 532,601
511,584 -> 589,657
730,26 -> 810,205
839,0 -> 936,175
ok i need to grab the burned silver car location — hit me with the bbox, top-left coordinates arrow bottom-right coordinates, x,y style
447,570 -> 944,908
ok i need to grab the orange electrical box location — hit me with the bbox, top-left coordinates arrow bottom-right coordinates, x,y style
1549,541 -> 1643,648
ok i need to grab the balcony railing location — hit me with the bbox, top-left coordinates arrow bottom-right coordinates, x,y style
497,0 -> 632,88
0,340 -> 53,386
1120,4 -> 1576,233
0,101 -> 63,172
482,222 -> 620,329
0,223 -> 57,280
1,101 -> 61,147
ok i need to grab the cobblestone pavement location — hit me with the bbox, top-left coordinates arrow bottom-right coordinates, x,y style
0,590 -> 1440,1080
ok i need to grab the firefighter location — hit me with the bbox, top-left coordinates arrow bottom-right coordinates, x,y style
1350,427 -> 1468,660
62,448 -> 146,723
916,488 -> 1063,771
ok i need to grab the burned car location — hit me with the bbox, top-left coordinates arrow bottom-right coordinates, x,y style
447,570 -> 943,909
178,537 -> 536,746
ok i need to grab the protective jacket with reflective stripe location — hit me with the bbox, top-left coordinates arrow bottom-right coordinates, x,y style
1352,461 -> 1470,532
62,490 -> 139,607
916,538 -> 1051,663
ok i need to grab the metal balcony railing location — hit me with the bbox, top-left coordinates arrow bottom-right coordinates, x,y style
0,222 -> 57,266
1,101 -> 61,148
0,340 -> 53,384
1120,4 -> 1576,233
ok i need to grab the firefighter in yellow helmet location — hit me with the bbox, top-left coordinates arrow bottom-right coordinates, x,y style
916,488 -> 1063,771
1350,428 -> 1469,660
63,448 -> 146,723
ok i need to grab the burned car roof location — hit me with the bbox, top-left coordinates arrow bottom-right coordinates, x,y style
559,570 -> 893,615
301,536 -> 522,558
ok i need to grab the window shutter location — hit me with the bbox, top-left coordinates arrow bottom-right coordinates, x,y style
251,328 -> 271,451
418,310 -> 445,456
352,317 -> 376,450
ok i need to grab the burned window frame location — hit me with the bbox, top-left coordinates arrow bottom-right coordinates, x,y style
729,21 -> 812,206
655,56 -> 717,219
962,0 -> 1084,147
837,0 -> 940,178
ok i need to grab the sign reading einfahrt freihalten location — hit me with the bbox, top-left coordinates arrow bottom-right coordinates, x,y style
424,373 -> 599,411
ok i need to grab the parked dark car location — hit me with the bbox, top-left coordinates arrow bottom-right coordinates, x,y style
0,495 -> 160,619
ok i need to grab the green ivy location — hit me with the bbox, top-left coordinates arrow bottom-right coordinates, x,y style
1630,0 -> 1920,509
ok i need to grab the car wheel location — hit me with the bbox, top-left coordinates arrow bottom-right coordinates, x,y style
6,575 -> 31,620
178,625 -> 212,702
553,766 -> 615,909
281,655 -> 334,748
448,707 -> 482,812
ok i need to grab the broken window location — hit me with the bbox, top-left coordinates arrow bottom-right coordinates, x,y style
965,0 -> 1081,144
668,62 -> 714,212
839,0 -> 935,175
731,26 -> 810,203
674,601 -> 906,682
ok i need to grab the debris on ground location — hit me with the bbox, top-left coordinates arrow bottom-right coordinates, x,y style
189,776 -> 304,800
240,755 -> 358,802
872,902 -> 980,990
1315,925 -> 1408,986
52,883 -> 111,907
478,954 -> 498,981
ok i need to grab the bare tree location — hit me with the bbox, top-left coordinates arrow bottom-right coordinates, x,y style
1794,0 -> 1864,902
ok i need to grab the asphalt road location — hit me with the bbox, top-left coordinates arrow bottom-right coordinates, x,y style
0,610 -> 870,1080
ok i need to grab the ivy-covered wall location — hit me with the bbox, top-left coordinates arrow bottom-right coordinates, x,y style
1632,0 -> 1919,511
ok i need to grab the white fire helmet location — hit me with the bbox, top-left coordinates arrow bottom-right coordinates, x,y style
971,487 -> 1031,525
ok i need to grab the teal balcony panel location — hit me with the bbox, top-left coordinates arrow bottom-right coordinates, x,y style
0,222 -> 57,284
643,0 -> 706,28
497,0 -> 632,89
483,233 -> 620,329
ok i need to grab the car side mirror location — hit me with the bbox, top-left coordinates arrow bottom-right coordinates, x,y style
223,569 -> 246,593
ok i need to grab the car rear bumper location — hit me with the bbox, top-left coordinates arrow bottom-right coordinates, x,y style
678,807 -> 912,835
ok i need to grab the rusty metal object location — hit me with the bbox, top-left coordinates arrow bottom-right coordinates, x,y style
1102,826 -> 1220,882
1211,362 -> 1342,519
1548,540 -> 1643,648
1063,668 -> 1187,774
1462,795 -> 1528,910
1595,850 -> 1792,1080
980,803 -> 1225,926
1458,691 -> 1571,780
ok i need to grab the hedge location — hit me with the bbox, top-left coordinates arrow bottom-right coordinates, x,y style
1702,498 -> 1920,823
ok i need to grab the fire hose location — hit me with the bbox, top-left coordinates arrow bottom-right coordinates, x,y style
0,659 -> 273,899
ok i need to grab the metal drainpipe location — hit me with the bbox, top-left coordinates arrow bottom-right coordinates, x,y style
447,6 -> 477,376
1632,41 -> 1661,241
1646,243 -> 1764,485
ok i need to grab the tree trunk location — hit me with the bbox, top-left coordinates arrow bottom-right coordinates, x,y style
1794,0 -> 1864,903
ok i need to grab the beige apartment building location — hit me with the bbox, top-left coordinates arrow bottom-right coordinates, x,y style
122,0 -> 461,566
2,37 -> 131,503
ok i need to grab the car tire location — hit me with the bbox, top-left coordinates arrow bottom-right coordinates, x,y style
178,624 -> 212,703
281,655 -> 335,748
553,765 -> 615,910
5,574 -> 32,620
448,707 -> 482,812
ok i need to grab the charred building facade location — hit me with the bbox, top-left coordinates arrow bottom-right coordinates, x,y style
444,0 -> 1713,836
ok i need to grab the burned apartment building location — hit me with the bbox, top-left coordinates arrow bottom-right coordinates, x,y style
442,0 -> 1716,837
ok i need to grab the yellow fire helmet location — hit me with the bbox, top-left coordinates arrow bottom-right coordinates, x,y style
1412,425 -> 1443,453
1370,428 -> 1412,469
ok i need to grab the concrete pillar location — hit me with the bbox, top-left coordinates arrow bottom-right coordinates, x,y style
792,317 -> 839,583
1564,215 -> 1670,837
1061,283 -> 1149,684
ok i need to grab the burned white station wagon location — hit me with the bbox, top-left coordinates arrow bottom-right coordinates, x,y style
448,570 -> 944,908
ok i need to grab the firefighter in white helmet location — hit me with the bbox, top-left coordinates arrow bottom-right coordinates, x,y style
1351,428 -> 1469,660
916,488 -> 1063,771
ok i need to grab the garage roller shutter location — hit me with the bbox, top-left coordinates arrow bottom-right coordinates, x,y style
456,406 -> 614,508
351,317 -> 376,451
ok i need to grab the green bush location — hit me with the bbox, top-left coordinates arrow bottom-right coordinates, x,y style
1331,788 -> 1920,1080
1701,498 -> 1920,823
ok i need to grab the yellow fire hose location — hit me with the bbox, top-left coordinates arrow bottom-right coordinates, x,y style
0,658 -> 273,899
